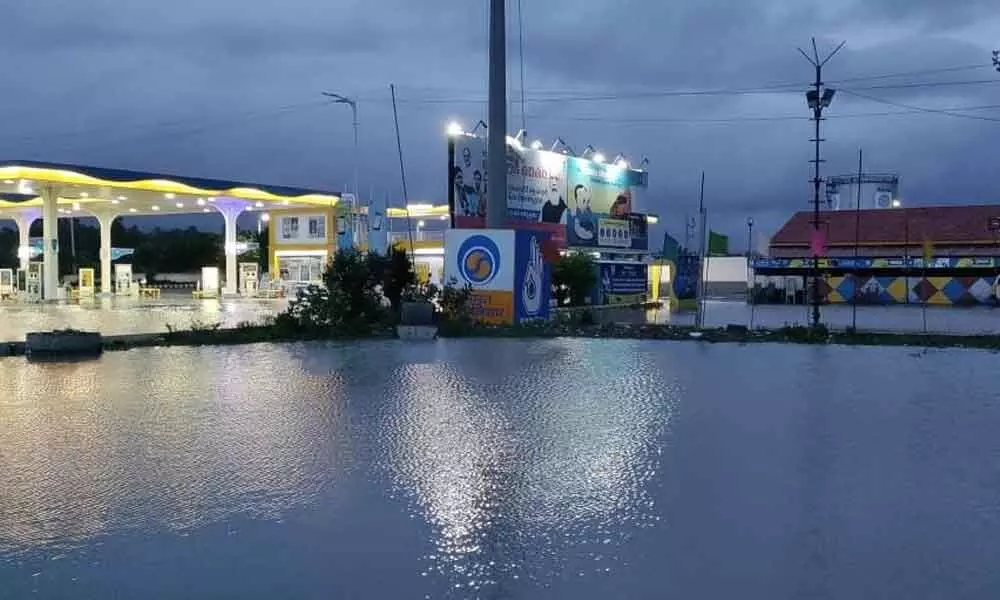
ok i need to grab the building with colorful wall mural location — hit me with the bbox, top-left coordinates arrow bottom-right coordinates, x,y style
756,205 -> 1000,305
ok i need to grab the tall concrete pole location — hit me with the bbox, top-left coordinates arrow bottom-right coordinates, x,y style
486,0 -> 508,229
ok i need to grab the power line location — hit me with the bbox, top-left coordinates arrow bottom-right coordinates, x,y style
839,89 -> 1000,122
381,63 -> 993,98
526,104 -> 1000,124
827,63 -> 990,83
381,76 -> 1000,105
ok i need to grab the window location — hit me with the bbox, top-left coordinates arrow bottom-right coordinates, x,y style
308,216 -> 326,239
281,217 -> 300,240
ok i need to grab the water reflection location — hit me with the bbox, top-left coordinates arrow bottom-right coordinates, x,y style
375,340 -> 675,596
0,345 -> 348,554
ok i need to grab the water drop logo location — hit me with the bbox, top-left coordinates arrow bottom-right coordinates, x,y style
457,234 -> 501,286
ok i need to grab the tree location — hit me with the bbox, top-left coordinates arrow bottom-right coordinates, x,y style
552,252 -> 597,307
378,245 -> 417,316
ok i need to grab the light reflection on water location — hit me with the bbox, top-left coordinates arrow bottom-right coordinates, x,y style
1,339 -> 999,598
0,294 -> 285,341
0,345 -> 346,553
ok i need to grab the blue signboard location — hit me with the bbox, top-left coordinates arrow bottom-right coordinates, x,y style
513,230 -> 551,322
595,262 -> 647,305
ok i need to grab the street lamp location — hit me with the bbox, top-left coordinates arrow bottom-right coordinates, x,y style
799,37 -> 845,328
322,91 -> 360,228
746,217 -> 755,257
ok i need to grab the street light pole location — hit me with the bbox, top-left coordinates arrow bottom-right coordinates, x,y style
799,37 -> 845,328
322,92 -> 360,233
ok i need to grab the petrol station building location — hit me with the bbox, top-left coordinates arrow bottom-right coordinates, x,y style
0,160 -> 448,300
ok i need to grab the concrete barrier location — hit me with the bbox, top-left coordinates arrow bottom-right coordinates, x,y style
25,330 -> 103,359
400,301 -> 435,326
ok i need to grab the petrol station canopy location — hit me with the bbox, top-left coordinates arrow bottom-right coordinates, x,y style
0,160 -> 449,219
0,160 -> 341,216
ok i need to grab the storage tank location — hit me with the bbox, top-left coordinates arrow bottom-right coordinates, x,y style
825,173 -> 900,210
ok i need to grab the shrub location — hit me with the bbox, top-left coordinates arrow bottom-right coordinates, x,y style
552,252 -> 597,307
279,249 -> 387,335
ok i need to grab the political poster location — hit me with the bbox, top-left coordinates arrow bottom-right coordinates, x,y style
449,135 -> 647,251
452,136 -> 488,229
565,157 -> 644,247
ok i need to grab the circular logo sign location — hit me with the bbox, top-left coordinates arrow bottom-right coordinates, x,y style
457,235 -> 501,286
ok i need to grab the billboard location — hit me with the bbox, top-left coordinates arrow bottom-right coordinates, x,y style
449,136 -> 646,249
595,262 -> 648,305
452,136 -> 488,229
445,228 -> 551,324
565,157 -> 643,247
508,149 -> 567,220
445,229 -> 515,324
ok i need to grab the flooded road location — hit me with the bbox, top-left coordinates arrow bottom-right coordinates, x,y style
1,339 -> 998,598
0,293 -> 285,341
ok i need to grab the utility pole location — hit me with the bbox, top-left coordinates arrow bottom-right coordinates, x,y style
852,148 -> 863,331
486,0 -> 508,229
696,172 -> 707,329
799,37 -> 845,328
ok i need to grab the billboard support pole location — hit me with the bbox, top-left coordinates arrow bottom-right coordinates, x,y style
447,136 -> 457,229
390,83 -> 416,263
486,0 -> 508,229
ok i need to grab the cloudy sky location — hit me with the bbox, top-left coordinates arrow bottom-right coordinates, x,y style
2,0 -> 998,244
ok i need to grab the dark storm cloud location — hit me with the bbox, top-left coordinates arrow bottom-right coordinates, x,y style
1,0 -> 997,243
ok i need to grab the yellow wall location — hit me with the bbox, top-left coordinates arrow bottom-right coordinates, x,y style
267,207 -> 336,274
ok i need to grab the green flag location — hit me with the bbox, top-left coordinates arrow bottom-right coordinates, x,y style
708,231 -> 729,256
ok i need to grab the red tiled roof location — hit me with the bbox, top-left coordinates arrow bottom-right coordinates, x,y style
771,205 -> 1000,247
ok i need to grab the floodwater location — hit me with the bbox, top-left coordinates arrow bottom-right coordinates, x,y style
0,293 -> 286,341
4,295 -> 1000,341
1,339 -> 998,598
